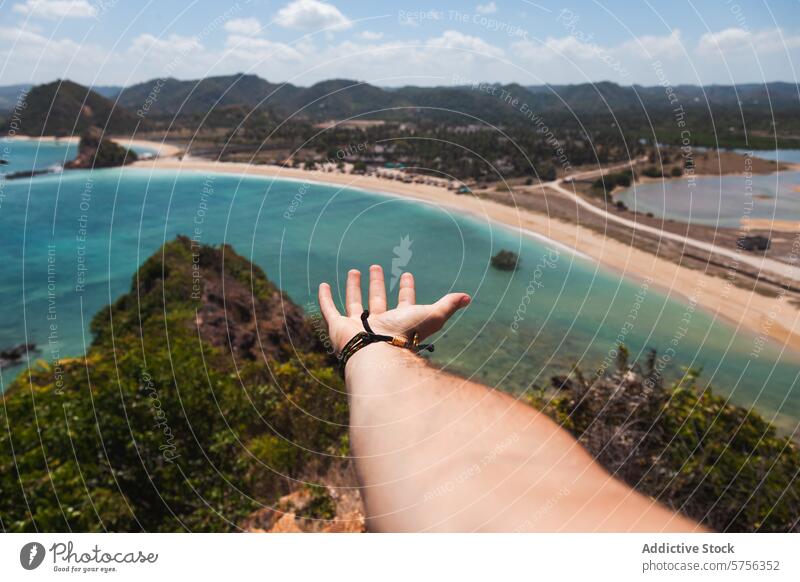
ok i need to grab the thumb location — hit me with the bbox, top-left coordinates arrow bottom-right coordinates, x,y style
433,293 -> 471,322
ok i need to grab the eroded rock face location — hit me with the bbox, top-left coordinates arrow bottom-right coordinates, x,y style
192,260 -> 318,364
240,463 -> 366,533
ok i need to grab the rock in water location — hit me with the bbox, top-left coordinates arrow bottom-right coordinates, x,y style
0,343 -> 36,369
491,250 -> 519,271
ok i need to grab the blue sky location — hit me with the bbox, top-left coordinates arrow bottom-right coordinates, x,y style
1,0 -> 799,86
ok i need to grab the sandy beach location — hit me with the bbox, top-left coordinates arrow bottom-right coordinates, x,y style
3,135 -> 79,144
743,218 -> 800,232
130,156 -> 800,354
111,137 -> 183,158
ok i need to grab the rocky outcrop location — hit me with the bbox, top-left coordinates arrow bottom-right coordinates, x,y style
240,463 -> 365,533
65,126 -> 137,169
0,343 -> 37,369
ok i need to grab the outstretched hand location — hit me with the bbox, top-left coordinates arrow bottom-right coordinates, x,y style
318,265 -> 471,355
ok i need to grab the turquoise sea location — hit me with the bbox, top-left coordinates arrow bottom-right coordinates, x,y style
734,148 -> 800,165
2,140 -> 799,429
0,137 -> 77,175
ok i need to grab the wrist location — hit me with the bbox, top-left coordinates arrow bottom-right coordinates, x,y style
344,341 -> 424,384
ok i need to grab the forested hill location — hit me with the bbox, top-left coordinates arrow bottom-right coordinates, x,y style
110,74 -> 800,120
1,80 -> 138,137
0,237 -> 355,532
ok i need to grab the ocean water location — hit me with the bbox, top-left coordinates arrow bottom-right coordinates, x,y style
616,169 -> 800,227
0,137 -> 155,177
740,148 -> 800,165
1,141 -> 799,429
0,137 -> 77,175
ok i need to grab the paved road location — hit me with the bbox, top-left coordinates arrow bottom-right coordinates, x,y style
540,163 -> 800,283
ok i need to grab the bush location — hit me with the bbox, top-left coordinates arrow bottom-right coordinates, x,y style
544,355 -> 800,532
591,170 -> 632,197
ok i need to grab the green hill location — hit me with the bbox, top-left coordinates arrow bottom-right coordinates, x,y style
3,80 -> 138,137
0,237 -> 349,532
117,73 -> 297,117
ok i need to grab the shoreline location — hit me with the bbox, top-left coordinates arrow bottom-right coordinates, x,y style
131,156 -> 800,354
111,137 -> 183,158
2,135 -> 184,158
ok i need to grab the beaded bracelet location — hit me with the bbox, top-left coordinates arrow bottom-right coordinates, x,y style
340,310 -> 434,369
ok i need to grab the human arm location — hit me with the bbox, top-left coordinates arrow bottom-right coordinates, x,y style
318,266 -> 702,532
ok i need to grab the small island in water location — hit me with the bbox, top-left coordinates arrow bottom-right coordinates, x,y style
491,250 -> 520,271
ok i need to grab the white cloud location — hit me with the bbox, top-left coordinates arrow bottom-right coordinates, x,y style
12,0 -> 97,19
130,33 -> 203,58
509,30 -> 685,84
223,17 -> 262,36
358,31 -> 384,41
697,28 -> 751,55
512,35 -> 591,63
0,25 -> 107,83
429,30 -> 504,57
224,35 -> 305,62
621,30 -> 683,59
276,0 -> 351,31
2,18 -> 799,89
697,27 -> 800,56
476,2 -> 497,15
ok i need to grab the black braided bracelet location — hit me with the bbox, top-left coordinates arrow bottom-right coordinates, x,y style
339,310 -> 434,369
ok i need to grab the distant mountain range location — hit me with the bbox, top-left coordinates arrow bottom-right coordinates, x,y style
108,74 -> 800,118
1,74 -> 797,137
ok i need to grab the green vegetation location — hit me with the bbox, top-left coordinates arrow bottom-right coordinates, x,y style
541,351 -> 800,532
641,165 -> 663,178
591,170 -> 633,197
2,80 -> 136,136
67,128 -> 138,168
0,237 -> 348,532
295,485 -> 337,521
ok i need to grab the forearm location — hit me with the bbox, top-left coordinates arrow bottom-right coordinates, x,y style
346,343 -> 701,532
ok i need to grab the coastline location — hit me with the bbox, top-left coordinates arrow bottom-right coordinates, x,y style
131,156 -> 800,354
111,137 -> 183,158
2,135 -> 184,158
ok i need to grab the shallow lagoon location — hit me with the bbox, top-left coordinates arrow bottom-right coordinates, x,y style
616,150 -> 800,227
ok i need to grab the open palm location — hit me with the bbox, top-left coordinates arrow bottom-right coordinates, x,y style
318,265 -> 471,355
